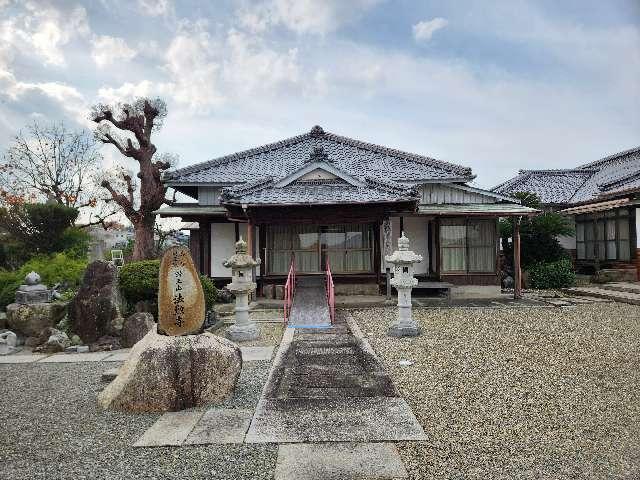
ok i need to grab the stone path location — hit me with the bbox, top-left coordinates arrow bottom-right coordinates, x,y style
565,283 -> 640,305
0,346 -> 273,364
245,313 -> 425,443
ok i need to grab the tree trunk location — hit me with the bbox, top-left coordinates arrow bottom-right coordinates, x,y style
132,216 -> 156,261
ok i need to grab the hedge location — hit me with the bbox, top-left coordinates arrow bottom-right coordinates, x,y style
528,258 -> 576,289
118,260 -> 217,312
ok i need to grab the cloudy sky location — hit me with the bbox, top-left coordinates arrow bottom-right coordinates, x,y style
1,0 -> 639,190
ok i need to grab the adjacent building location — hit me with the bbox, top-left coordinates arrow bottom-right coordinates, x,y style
156,126 -> 536,297
493,146 -> 640,280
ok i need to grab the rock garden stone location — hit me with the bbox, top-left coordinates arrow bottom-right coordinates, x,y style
70,335 -> 82,346
98,329 -> 242,412
6,302 -> 67,337
68,261 -> 124,343
0,330 -> 18,355
121,312 -> 155,348
157,246 -> 205,336
90,335 -> 121,352
24,336 -> 39,348
34,328 -> 70,353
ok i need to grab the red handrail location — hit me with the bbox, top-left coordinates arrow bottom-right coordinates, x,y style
325,258 -> 335,324
283,254 -> 296,324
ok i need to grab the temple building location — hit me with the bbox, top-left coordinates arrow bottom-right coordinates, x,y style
494,146 -> 640,280
156,126 -> 536,297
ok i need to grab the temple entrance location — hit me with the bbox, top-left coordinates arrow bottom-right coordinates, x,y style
265,223 -> 374,275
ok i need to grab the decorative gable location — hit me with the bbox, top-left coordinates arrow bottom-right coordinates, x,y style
297,168 -> 339,182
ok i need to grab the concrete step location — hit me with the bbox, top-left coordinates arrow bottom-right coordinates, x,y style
564,287 -> 640,306
599,282 -> 640,295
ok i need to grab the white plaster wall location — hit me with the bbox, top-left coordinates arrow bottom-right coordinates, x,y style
211,223 -> 236,277
381,216 -> 428,274
402,216 -> 429,275
210,223 -> 259,278
636,208 -> 640,249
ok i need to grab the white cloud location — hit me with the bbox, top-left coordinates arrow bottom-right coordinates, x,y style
91,35 -> 137,68
238,0 -> 382,35
0,2 -> 90,66
138,0 -> 171,17
412,17 -> 448,42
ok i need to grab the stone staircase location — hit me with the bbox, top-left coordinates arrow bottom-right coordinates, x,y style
564,282 -> 640,306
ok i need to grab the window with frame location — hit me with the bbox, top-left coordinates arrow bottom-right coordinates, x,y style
440,218 -> 496,274
575,209 -> 631,261
266,224 -> 373,274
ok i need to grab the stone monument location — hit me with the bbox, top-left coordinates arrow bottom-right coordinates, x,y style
223,237 -> 260,342
98,246 -> 242,412
157,245 -> 205,336
385,233 -> 422,337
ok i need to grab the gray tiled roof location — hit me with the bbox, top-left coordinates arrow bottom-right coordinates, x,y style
164,126 -> 473,185
493,146 -> 640,205
221,177 -> 418,206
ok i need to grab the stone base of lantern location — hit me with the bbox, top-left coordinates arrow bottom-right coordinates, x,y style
225,322 -> 260,342
388,320 -> 421,337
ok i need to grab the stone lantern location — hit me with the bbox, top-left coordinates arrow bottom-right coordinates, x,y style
223,237 -> 261,341
15,271 -> 52,304
385,233 -> 423,337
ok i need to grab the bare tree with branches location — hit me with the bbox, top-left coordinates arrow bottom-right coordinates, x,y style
90,97 -> 176,261
0,122 -> 101,210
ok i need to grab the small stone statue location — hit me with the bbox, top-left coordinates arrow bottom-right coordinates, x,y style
223,237 -> 261,341
385,233 -> 422,337
15,271 -> 52,304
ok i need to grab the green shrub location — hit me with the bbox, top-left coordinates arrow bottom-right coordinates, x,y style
119,260 -> 217,310
199,275 -> 217,312
0,253 -> 86,310
18,253 -> 87,289
0,270 -> 21,310
118,260 -> 160,304
60,227 -> 91,260
528,258 -> 576,289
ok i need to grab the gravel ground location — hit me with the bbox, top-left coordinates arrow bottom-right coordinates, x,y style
0,360 -> 277,479
351,303 -> 640,480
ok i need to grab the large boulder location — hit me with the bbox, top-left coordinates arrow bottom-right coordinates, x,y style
69,261 -> 124,343
121,312 -> 155,348
6,302 -> 67,337
98,329 -> 242,412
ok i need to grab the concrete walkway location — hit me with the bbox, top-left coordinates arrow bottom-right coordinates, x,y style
287,276 -> 331,327
246,312 -> 425,443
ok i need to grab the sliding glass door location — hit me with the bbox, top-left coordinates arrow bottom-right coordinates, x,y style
266,224 -> 374,274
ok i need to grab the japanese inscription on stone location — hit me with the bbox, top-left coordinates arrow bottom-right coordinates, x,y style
158,246 -> 205,336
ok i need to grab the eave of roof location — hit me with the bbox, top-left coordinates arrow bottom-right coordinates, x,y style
559,198 -> 637,215
417,203 -> 538,216
154,205 -> 227,217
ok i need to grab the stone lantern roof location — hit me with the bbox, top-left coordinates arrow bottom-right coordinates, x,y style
384,233 -> 423,265
222,237 -> 261,269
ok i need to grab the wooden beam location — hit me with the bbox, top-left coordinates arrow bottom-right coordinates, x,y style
513,217 -> 522,299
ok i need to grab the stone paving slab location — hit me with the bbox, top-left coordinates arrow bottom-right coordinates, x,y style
0,354 -> 50,363
184,408 -> 253,445
245,397 -> 426,443
275,443 -> 408,480
102,350 -> 131,362
241,346 -> 275,362
133,411 -> 204,447
38,352 -> 114,363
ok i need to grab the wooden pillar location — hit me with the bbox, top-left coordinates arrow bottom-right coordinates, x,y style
247,220 -> 253,256
513,216 -> 522,299
399,216 -> 404,235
